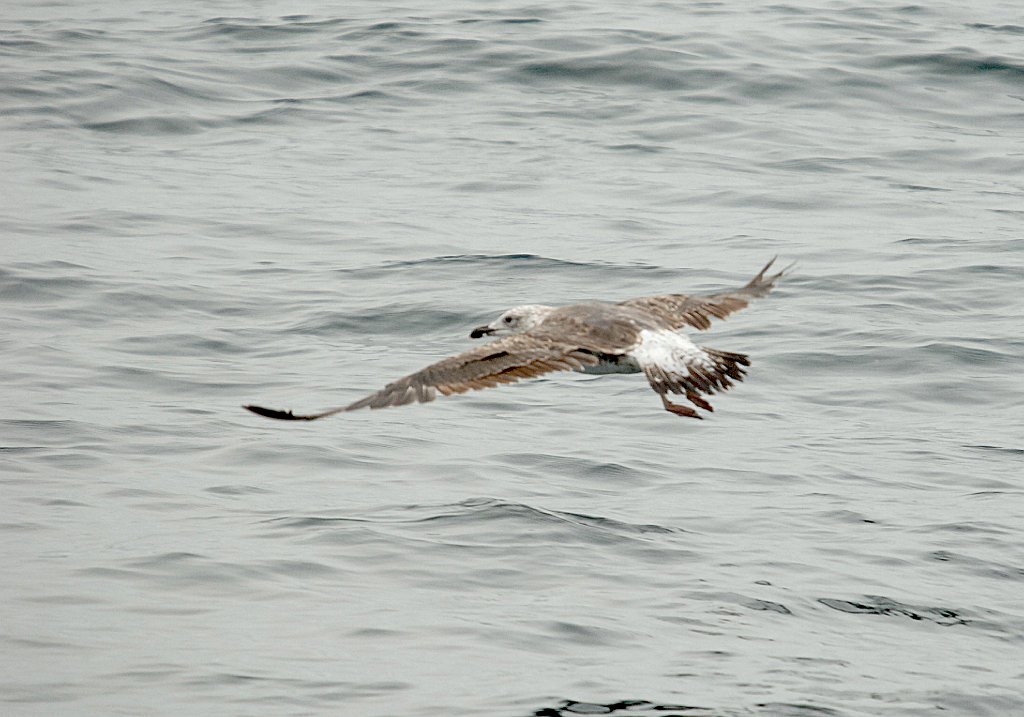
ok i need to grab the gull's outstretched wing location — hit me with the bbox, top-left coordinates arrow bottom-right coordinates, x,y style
618,258 -> 790,331
244,333 -> 600,421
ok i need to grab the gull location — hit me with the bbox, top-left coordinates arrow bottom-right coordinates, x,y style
245,259 -> 788,421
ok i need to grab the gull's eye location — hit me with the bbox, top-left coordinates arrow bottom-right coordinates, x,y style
504,316 -> 513,323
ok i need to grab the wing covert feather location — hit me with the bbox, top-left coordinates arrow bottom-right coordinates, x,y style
244,333 -> 599,420
619,258 -> 789,331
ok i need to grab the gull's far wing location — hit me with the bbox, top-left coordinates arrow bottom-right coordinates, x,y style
618,258 -> 790,331
244,333 -> 600,421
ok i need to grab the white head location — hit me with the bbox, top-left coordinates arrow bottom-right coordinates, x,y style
470,304 -> 555,339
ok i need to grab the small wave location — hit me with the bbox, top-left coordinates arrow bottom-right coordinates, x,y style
266,498 -> 681,547
966,23 -> 1024,36
331,254 -> 689,283
457,17 -> 543,26
818,595 -> 968,626
914,341 -> 1013,367
80,551 -> 342,593
929,550 -> 1024,582
965,444 -> 1024,457
192,16 -> 355,41
371,253 -> 597,270
82,114 -> 205,135
0,265 -> 102,302
533,699 -> 711,716
605,142 -> 668,154
452,180 -> 537,193
289,304 -> 475,338
492,452 -> 663,486
870,51 -> 1024,79
516,49 -> 733,92
409,498 -> 680,540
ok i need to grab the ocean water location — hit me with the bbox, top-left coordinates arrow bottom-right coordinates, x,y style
2,1 -> 1023,715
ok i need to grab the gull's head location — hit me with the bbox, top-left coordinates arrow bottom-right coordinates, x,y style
470,304 -> 554,339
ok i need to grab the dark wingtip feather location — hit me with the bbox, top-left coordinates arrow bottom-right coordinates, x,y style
244,404 -> 306,421
739,257 -> 794,299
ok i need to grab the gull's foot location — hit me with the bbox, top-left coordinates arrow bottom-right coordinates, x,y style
686,391 -> 714,412
661,396 -> 703,419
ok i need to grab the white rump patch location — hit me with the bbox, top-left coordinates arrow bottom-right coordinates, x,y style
630,329 -> 712,373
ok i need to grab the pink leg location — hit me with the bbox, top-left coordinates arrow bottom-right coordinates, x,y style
661,395 -> 702,419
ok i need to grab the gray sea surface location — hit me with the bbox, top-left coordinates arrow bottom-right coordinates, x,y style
2,1 -> 1023,715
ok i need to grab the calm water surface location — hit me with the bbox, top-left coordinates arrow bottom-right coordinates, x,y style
2,1 -> 1023,715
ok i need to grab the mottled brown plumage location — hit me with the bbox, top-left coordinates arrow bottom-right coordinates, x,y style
618,258 -> 785,331
244,258 -> 788,421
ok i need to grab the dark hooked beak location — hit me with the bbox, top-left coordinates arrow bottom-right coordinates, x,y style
470,325 -> 495,339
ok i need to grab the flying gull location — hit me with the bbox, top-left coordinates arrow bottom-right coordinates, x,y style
245,259 -> 788,421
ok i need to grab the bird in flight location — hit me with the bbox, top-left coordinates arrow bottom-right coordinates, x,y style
245,259 -> 788,421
